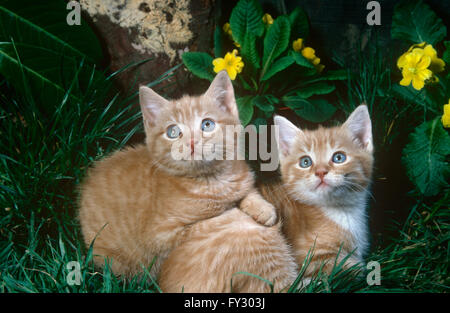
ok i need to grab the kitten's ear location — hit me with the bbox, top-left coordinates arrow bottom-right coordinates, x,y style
274,115 -> 302,158
139,86 -> 169,125
343,104 -> 373,152
205,70 -> 238,118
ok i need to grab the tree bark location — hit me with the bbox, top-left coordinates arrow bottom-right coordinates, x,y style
80,0 -> 215,97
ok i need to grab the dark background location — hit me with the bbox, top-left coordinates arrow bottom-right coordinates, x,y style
216,0 -> 450,248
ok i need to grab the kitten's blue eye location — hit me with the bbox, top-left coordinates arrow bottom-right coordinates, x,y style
299,156 -> 312,168
166,125 -> 181,139
332,152 -> 347,163
201,119 -> 215,132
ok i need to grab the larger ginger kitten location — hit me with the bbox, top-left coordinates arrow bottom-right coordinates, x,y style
261,105 -> 374,280
78,71 -> 297,292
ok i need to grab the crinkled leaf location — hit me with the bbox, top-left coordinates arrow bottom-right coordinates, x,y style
296,82 -> 336,98
182,52 -> 214,81
237,96 -> 254,126
290,51 -> 315,69
391,0 -> 447,45
289,7 -> 310,39
402,119 -> 450,196
302,69 -> 349,85
392,84 -> 434,107
252,95 -> 276,113
262,16 -> 291,76
283,96 -> 336,123
229,0 -> 264,46
241,32 -> 260,69
261,55 -> 294,81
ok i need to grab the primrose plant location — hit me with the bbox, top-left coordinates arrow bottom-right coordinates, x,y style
390,0 -> 450,197
182,0 -> 346,126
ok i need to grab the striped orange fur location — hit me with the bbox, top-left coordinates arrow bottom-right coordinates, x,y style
262,106 -> 374,280
78,71 -> 296,291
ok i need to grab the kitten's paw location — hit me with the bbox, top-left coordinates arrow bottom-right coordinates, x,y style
240,199 -> 277,227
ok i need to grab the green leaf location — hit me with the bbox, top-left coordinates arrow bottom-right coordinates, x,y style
261,55 -> 294,81
237,96 -> 255,126
290,51 -> 315,69
182,52 -> 214,81
0,44 -> 68,104
241,32 -> 260,69
252,117 -> 267,129
296,82 -> 336,98
0,0 -> 102,62
302,69 -> 349,85
0,6 -> 102,105
391,0 -> 447,45
229,0 -> 264,46
289,7 -> 310,39
283,96 -> 336,122
443,41 -> 450,65
322,69 -> 348,80
252,95 -> 276,114
261,16 -> 291,79
402,119 -> 450,196
392,84 -> 434,107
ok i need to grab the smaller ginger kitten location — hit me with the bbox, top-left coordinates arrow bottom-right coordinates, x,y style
261,105 -> 374,280
78,71 -> 277,280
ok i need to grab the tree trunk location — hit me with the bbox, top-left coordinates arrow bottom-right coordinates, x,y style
80,0 -> 216,97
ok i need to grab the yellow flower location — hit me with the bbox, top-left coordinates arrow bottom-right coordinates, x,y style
223,23 -> 232,36
292,38 -> 303,52
315,64 -> 325,73
413,44 -> 445,73
442,101 -> 450,128
301,47 -> 315,59
398,42 -> 445,73
262,13 -> 274,25
301,47 -> 324,72
399,52 -> 432,90
212,49 -> 244,80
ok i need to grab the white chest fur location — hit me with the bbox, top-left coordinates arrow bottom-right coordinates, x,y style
320,195 -> 369,260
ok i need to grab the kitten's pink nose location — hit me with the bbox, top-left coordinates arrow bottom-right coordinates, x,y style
315,170 -> 328,180
190,139 -> 195,155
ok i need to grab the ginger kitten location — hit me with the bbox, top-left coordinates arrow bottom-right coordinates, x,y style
78,71 -> 277,280
261,105 -> 374,280
159,207 -> 298,292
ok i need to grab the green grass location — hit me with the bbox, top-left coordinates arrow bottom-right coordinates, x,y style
0,60 -> 177,292
0,43 -> 448,293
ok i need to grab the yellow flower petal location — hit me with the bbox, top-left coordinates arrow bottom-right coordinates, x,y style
430,57 -> 445,73
262,13 -> 274,25
302,47 -> 316,60
416,55 -> 431,70
227,67 -> 237,80
416,68 -> 432,81
422,44 -> 437,59
292,38 -> 303,52
397,52 -> 408,69
213,50 -> 244,80
442,114 -> 450,128
316,64 -> 325,73
213,58 -> 226,73
443,102 -> 450,114
412,77 -> 425,90
400,76 -> 412,86
223,23 -> 230,33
